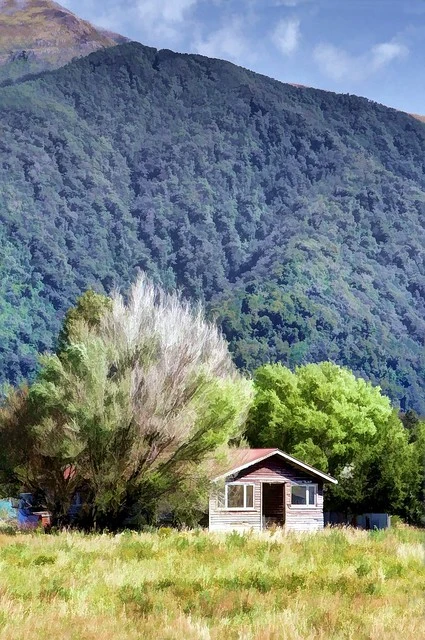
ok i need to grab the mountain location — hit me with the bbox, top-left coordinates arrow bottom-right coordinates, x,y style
0,0 -> 123,82
1,41 -> 425,412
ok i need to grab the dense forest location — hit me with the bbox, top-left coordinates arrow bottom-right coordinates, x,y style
1,42 -> 425,411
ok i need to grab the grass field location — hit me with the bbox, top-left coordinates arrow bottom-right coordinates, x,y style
0,526 -> 423,640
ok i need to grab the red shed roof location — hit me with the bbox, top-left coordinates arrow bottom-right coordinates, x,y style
225,448 -> 279,468
213,448 -> 337,484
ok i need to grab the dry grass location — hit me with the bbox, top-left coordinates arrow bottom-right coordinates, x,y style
0,525 -> 423,639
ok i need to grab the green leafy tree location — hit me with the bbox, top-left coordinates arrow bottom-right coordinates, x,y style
27,274 -> 252,529
57,290 -> 112,353
0,291 -> 113,521
246,362 -> 421,519
0,386 -> 35,498
400,413 -> 425,524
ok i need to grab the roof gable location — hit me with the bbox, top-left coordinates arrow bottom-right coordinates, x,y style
213,448 -> 338,484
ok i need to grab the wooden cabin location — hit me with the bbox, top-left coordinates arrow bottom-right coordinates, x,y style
209,448 -> 338,532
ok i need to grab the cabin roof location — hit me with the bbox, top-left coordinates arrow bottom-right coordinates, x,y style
213,448 -> 338,484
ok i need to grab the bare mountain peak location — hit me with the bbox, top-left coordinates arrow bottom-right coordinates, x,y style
0,0 -> 125,79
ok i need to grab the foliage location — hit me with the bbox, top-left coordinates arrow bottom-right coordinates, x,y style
56,289 -> 112,352
5,275 -> 252,528
400,411 -> 425,524
1,43 -> 425,410
0,386 -> 35,497
0,527 -> 424,639
246,362 -> 423,520
0,384 -> 82,523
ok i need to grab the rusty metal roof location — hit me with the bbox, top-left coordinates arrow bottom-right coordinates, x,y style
225,448 -> 279,469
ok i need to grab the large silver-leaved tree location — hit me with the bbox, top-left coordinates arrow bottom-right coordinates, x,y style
27,275 -> 252,528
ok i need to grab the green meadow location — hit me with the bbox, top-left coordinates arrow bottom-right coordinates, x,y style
0,526 -> 423,640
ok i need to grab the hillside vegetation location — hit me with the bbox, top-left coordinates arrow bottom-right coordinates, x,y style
1,42 -> 425,410
0,527 -> 423,639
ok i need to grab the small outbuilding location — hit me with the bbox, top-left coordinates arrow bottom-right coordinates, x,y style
209,448 -> 338,532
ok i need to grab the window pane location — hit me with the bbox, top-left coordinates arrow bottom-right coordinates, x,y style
291,485 -> 307,505
308,485 -> 316,506
227,485 -> 244,508
246,485 -> 254,508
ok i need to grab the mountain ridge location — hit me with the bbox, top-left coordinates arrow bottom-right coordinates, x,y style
1,0 -> 422,119
1,41 -> 425,412
411,113 -> 425,123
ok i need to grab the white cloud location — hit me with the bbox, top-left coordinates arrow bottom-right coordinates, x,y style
61,0 -> 200,46
314,40 -> 408,82
272,18 -> 300,55
370,42 -> 408,68
193,18 -> 253,64
314,44 -> 354,81
135,0 -> 198,24
133,0 -> 199,41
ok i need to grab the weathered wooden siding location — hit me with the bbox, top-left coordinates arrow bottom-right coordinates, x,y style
209,480 -> 262,532
233,457 -> 319,484
209,454 -> 325,533
285,483 -> 324,531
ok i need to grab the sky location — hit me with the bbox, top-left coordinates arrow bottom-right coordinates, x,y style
61,0 -> 425,114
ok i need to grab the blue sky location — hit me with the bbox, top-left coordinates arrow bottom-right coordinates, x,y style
61,0 -> 425,114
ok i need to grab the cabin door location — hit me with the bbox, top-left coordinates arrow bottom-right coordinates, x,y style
262,483 -> 285,529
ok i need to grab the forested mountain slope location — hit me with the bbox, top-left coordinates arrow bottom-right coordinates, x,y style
0,0 -> 123,83
1,42 -> 425,411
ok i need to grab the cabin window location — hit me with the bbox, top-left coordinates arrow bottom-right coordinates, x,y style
291,484 -> 317,507
219,483 -> 255,509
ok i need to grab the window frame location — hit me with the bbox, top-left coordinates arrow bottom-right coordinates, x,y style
218,482 -> 256,511
290,483 -> 318,508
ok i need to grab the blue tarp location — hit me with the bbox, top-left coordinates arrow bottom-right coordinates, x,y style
1,493 -> 82,528
0,499 -> 16,520
0,495 -> 42,528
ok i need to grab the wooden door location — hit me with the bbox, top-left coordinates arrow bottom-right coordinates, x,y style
262,483 -> 285,528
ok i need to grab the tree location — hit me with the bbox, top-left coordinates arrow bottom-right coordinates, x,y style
0,291 -> 114,522
246,362 -> 421,519
400,414 -> 425,524
27,274 -> 252,528
0,386 -> 34,498
56,289 -> 112,353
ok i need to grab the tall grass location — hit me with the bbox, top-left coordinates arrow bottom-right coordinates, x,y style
0,526 -> 423,639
